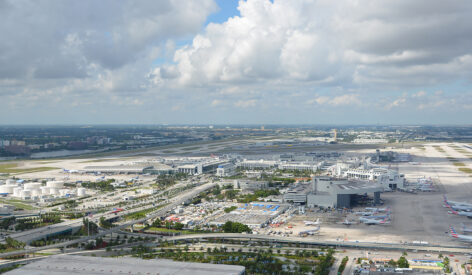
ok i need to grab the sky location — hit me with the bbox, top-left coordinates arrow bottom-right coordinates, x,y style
1,0 -> 472,125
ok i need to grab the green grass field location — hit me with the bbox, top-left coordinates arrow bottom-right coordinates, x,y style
0,163 -> 58,175
453,162 -> 466,167
459,168 -> 472,174
0,198 -> 36,210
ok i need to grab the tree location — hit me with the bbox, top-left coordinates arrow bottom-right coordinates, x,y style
397,256 -> 409,268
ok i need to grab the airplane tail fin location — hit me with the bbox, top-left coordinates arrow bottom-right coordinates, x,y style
443,195 -> 448,203
449,226 -> 459,238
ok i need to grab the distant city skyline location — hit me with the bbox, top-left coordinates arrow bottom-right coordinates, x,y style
1,0 -> 472,125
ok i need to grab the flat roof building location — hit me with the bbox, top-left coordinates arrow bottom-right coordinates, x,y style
307,176 -> 384,208
5,255 -> 245,275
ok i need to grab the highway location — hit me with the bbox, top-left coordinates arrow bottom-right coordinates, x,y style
0,182 -> 216,258
161,233 -> 472,254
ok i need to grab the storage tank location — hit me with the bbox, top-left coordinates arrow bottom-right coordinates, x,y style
5,179 -> 16,185
40,186 -> 50,195
77,188 -> 86,197
49,187 -> 58,195
46,181 -> 64,188
31,189 -> 41,196
20,190 -> 31,198
13,187 -> 23,197
24,182 -> 41,190
0,185 -> 16,194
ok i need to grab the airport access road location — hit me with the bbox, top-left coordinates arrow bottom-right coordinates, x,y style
161,233 -> 472,254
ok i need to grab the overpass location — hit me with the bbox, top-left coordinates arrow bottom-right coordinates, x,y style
0,182 -> 216,258
160,233 -> 472,254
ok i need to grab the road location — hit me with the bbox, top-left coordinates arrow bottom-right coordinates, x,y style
161,233 -> 472,254
0,182 -> 216,258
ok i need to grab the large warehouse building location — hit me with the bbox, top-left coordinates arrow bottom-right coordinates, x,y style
307,176 -> 384,208
5,255 -> 245,275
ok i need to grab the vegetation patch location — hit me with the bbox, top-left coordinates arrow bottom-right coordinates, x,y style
0,198 -> 36,210
0,163 -> 58,174
459,168 -> 472,174
453,162 -> 466,167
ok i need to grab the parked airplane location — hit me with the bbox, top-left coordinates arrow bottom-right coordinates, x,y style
449,226 -> 472,242
355,211 -> 377,216
445,203 -> 472,212
298,226 -> 320,236
365,207 -> 390,213
462,223 -> 472,233
304,218 -> 321,226
448,209 -> 472,218
359,217 -> 389,225
444,195 -> 472,208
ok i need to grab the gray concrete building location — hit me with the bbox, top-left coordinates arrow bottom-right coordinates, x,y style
307,176 -> 384,208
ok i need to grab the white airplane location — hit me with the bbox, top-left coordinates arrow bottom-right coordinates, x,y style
448,209 -> 472,218
299,226 -> 320,235
359,217 -> 389,225
304,218 -> 321,226
444,195 -> 472,208
449,226 -> 472,242
355,211 -> 377,216
365,207 -> 390,213
462,223 -> 472,233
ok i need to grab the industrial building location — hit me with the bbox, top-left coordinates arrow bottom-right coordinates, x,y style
306,177 -> 384,208
5,255 -> 246,275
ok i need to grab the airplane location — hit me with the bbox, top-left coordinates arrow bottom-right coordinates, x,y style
365,207 -> 390,212
365,214 -> 390,219
304,218 -> 321,226
355,211 -> 377,216
444,195 -> 472,208
462,223 -> 472,233
448,209 -> 472,218
298,226 -> 320,236
359,217 -> 389,225
444,203 -> 472,212
449,226 -> 472,242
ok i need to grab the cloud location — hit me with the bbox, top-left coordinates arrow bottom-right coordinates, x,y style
2,0 -> 472,124
309,94 -> 361,106
155,0 -> 472,91
234,99 -> 257,108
